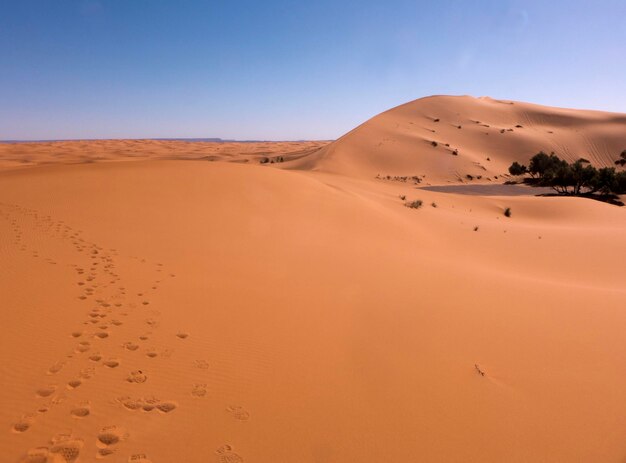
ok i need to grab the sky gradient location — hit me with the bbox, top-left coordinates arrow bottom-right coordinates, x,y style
1,0 -> 625,140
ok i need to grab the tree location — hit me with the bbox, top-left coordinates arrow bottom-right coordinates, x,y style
615,150 -> 626,167
509,152 -> 626,196
508,161 -> 527,176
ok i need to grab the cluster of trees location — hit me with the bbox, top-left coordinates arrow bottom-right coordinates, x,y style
509,151 -> 626,196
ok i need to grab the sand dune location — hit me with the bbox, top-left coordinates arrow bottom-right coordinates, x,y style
290,95 -> 626,183
1,97 -> 626,462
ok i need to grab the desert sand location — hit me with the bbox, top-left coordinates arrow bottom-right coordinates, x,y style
1,95 -> 626,463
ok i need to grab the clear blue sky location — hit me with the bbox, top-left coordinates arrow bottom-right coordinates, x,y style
1,0 -> 625,140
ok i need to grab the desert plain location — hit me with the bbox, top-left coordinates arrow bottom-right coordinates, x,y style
1,95 -> 626,462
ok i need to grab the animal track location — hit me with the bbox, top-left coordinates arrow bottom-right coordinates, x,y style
176,332 -> 189,339
226,405 -> 250,421
103,359 -> 120,368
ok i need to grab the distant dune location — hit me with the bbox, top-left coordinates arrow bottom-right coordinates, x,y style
290,95 -> 626,183
1,96 -> 625,463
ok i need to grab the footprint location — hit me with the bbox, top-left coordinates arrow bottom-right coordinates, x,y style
122,342 -> 139,351
75,341 -> 91,353
194,359 -> 209,369
94,331 -> 109,339
146,350 -> 158,358
103,359 -> 120,368
129,455 -> 153,463
226,405 -> 250,421
49,434 -> 84,463
192,384 -> 207,398
118,396 -> 143,411
36,385 -> 57,398
19,447 -> 50,462
12,414 -> 35,433
47,361 -> 66,375
67,379 -> 82,390
89,353 -> 103,362
215,445 -> 244,463
96,425 -> 128,448
70,402 -> 91,418
79,367 -> 96,379
176,332 -> 189,339
70,331 -> 83,338
156,401 -> 177,413
126,370 -> 147,384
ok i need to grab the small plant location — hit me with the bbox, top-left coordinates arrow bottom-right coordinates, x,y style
259,157 -> 269,164
452,149 -> 458,156
466,174 -> 474,180
431,141 -> 438,147
431,202 -> 437,208
405,199 -> 423,209
399,195 -> 406,201
474,364 -> 486,377
504,207 -> 512,217
433,118 -> 440,122
473,226 -> 479,231
515,124 -> 523,128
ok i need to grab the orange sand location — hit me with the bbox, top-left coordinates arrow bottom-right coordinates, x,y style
1,96 -> 626,462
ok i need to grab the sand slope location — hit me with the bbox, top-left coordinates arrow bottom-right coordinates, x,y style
1,97 -> 626,462
291,95 -> 626,183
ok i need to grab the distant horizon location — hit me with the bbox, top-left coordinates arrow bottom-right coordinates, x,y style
0,137 -> 334,143
2,1 -> 625,140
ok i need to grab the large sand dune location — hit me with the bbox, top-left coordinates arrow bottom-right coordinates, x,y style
292,95 -> 626,183
1,97 -> 626,462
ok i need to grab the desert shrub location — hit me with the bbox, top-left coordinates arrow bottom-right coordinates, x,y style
405,199 -> 423,209
504,207 -> 512,217
259,157 -> 270,164
399,195 -> 406,201
431,141 -> 438,147
431,202 -> 437,208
